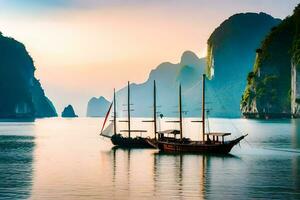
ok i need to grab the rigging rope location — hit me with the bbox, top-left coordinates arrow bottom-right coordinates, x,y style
207,85 -> 252,146
207,83 -> 244,137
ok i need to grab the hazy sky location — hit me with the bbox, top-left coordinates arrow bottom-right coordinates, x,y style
0,0 -> 298,115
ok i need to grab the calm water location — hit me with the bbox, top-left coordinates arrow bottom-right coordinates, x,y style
0,118 -> 300,199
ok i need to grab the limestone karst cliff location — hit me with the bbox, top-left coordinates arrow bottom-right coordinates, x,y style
206,12 -> 281,117
0,32 -> 57,119
241,4 -> 300,118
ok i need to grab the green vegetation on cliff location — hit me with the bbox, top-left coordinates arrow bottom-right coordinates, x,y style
0,32 -> 57,118
241,4 -> 300,117
293,5 -> 300,65
206,12 -> 281,117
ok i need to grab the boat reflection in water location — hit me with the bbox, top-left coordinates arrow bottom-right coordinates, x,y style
0,119 -> 299,199
291,119 -> 300,191
109,147 -> 156,199
109,146 -> 240,199
153,152 -> 209,199
108,144 -> 300,199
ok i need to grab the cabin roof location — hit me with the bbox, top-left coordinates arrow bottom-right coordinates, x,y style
206,132 -> 231,137
120,130 -> 147,132
157,129 -> 180,135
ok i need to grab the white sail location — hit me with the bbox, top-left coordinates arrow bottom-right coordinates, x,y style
100,102 -> 113,137
101,122 -> 114,138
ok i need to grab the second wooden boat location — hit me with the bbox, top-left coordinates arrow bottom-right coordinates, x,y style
146,74 -> 247,154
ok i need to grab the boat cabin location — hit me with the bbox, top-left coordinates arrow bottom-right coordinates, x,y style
206,132 -> 231,144
157,130 -> 180,139
156,130 -> 231,144
156,130 -> 191,143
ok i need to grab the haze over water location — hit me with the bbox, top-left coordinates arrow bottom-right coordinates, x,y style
1,0 -> 298,115
0,118 -> 299,199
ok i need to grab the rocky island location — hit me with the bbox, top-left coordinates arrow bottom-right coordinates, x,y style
62,105 -> 78,118
0,32 -> 57,120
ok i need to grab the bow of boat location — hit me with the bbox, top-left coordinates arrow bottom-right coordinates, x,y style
230,134 -> 248,146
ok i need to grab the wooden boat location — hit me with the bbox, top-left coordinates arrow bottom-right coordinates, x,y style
146,74 -> 247,154
100,82 -> 156,148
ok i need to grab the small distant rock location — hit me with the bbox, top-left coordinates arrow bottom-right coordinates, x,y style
62,105 -> 78,118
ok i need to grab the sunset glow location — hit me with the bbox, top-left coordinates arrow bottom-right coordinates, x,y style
0,0 -> 298,115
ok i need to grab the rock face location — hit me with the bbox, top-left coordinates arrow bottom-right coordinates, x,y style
206,12 -> 281,117
241,5 -> 300,118
291,61 -> 300,117
62,105 -> 78,118
86,96 -> 110,117
116,51 -> 205,117
0,32 -> 57,119
31,79 -> 57,117
292,5 -> 300,117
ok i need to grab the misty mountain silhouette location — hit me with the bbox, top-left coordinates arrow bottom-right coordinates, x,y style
86,96 -> 110,117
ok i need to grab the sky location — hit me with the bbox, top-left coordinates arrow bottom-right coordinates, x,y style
0,0 -> 298,116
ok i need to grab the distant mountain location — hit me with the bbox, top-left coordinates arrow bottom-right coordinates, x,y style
0,32 -> 57,119
241,5 -> 300,118
114,13 -> 281,118
62,105 -> 78,118
86,96 -> 110,117
116,51 -> 205,117
206,12 -> 281,117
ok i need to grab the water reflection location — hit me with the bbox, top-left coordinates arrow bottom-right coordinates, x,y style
291,119 -> 300,149
109,147 -> 156,199
153,153 -> 207,199
109,147 -> 211,199
290,119 -> 300,194
153,153 -> 240,199
0,118 -> 300,199
0,135 -> 35,200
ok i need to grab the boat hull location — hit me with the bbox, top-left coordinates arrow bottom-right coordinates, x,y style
146,135 -> 246,154
111,134 -> 155,148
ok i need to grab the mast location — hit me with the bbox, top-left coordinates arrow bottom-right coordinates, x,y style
153,80 -> 157,140
179,84 -> 183,140
202,74 -> 205,142
127,81 -> 131,138
113,88 -> 117,135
